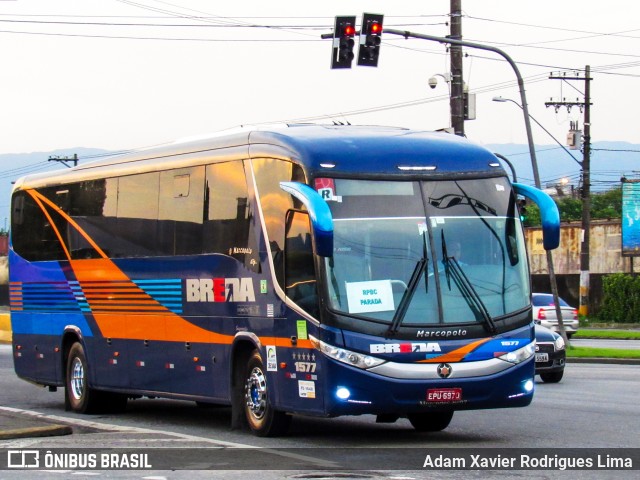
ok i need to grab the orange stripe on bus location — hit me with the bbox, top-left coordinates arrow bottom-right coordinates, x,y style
23,189 -> 311,353
417,338 -> 492,363
28,189 -> 109,259
259,337 -> 314,349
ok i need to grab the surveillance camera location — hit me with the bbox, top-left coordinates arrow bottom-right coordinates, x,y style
428,77 -> 438,89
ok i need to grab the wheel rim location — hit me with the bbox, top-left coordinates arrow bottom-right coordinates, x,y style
70,357 -> 85,401
245,366 -> 267,420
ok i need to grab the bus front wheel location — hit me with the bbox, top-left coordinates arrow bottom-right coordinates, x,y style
243,350 -> 291,437
408,411 -> 454,432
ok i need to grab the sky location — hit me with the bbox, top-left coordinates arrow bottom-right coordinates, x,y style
1,0 -> 640,156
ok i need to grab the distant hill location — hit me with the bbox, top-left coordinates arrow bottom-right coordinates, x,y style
485,141 -> 640,192
1,140 -> 638,232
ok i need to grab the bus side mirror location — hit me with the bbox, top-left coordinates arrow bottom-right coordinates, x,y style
279,182 -> 334,257
513,183 -> 560,250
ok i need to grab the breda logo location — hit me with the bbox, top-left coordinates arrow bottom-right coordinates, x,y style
369,342 -> 442,354
186,278 -> 255,302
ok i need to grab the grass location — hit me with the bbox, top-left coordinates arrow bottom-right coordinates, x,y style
572,329 -> 640,340
567,327 -> 640,358
566,346 -> 640,359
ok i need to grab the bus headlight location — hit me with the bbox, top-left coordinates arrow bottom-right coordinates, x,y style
498,341 -> 535,365
309,335 -> 386,369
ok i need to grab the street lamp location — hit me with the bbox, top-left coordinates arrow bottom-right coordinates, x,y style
492,96 -> 569,343
492,97 -> 581,167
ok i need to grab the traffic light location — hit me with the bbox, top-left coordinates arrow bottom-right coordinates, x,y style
517,198 -> 528,223
357,13 -> 384,67
331,16 -> 356,69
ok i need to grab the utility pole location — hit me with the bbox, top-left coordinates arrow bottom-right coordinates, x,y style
449,0 -> 464,136
545,66 -> 592,317
48,153 -> 78,168
581,66 -> 592,318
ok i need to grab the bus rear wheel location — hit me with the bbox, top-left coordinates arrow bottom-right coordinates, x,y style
65,342 -> 127,414
66,342 -> 102,413
243,350 -> 291,437
408,411 -> 454,432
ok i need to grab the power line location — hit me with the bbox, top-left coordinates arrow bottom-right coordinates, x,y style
466,15 -> 640,40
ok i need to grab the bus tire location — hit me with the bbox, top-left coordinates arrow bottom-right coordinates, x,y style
408,411 -> 454,432
65,342 -> 104,414
243,349 -> 291,437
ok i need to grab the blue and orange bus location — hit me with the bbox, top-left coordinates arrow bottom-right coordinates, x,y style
9,125 -> 559,436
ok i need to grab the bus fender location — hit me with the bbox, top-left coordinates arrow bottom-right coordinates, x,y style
229,332 -> 262,430
60,326 -> 86,410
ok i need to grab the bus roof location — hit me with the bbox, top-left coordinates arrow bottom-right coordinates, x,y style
13,124 -> 505,191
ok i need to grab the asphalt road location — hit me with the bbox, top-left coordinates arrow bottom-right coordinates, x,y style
0,344 -> 638,479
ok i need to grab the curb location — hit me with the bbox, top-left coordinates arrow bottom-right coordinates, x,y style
0,312 -> 11,344
566,357 -> 640,365
0,424 -> 73,440
0,407 -> 74,440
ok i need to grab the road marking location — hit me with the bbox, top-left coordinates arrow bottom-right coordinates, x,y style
0,405 -> 339,469
0,405 -> 253,448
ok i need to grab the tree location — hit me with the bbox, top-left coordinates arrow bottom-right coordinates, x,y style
522,187 -> 622,227
556,197 -> 582,222
591,187 -> 622,219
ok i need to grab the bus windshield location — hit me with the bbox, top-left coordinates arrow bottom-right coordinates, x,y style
322,178 -> 529,326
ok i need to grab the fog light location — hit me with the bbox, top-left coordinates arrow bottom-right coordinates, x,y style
336,387 -> 351,400
524,379 -> 534,392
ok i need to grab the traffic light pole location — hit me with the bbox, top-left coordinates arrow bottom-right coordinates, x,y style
383,29 -> 571,340
383,29 -> 541,187
323,25 -> 567,340
324,25 -> 538,172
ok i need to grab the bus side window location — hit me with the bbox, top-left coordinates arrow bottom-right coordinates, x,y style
204,161 -> 259,271
158,167 -> 205,256
12,194 -> 24,226
252,158 -> 306,284
11,190 -> 66,261
284,210 -> 319,318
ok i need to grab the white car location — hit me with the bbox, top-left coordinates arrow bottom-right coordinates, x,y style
531,293 -> 579,338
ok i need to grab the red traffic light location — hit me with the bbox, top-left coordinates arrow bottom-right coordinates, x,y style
331,15 -> 356,69
357,13 -> 384,67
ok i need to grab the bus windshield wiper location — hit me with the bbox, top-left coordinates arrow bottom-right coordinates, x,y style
441,232 -> 497,335
387,233 -> 430,336
387,247 -> 428,337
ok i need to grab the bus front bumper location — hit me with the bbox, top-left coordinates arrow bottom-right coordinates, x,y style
322,356 -> 535,416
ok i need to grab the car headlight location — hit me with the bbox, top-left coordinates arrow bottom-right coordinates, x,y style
498,341 -> 536,365
309,335 -> 386,369
554,335 -> 565,351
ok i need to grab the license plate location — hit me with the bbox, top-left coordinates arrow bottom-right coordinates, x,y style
535,353 -> 549,362
426,388 -> 462,402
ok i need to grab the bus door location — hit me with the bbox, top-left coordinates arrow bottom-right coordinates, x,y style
279,209 -> 325,414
